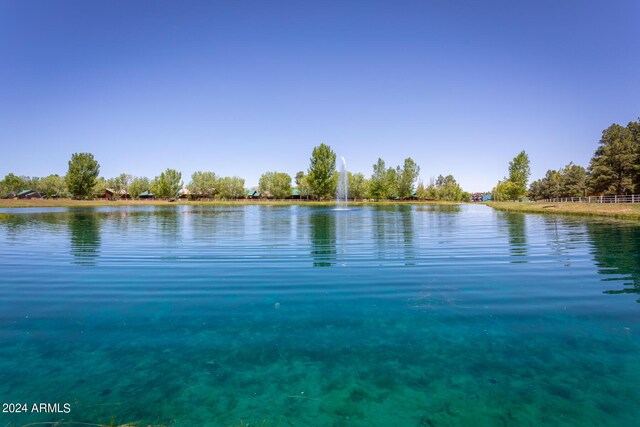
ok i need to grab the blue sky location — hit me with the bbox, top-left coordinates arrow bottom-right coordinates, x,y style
1,0 -> 638,192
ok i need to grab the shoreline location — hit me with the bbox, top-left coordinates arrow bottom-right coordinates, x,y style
487,201 -> 640,221
0,199 -> 463,208
3,199 -> 639,221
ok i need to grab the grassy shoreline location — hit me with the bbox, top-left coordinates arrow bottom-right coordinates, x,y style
488,201 -> 640,221
0,198 -> 463,208
2,199 -> 639,221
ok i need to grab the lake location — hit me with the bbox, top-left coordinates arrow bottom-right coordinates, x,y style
0,204 -> 638,426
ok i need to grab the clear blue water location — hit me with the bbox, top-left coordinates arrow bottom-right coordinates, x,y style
0,204 -> 638,427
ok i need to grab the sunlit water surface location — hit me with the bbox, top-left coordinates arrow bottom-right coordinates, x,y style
0,205 -> 639,426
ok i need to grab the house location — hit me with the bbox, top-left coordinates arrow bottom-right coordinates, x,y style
139,190 -> 155,199
471,192 -> 492,202
246,189 -> 260,199
99,188 -> 130,200
16,190 -> 42,199
288,188 -> 301,199
102,188 -> 116,199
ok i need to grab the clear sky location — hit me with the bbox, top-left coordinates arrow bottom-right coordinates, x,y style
1,0 -> 639,192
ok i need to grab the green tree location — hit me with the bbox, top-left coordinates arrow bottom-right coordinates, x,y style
561,163 -> 587,197
24,176 -> 40,190
0,173 -> 26,195
216,176 -> 245,199
386,167 -> 399,198
397,157 -> 420,199
588,123 -> 637,194
297,174 -> 312,199
150,176 -> 167,198
368,158 -> 388,200
419,178 -> 439,200
106,173 -> 132,194
331,170 -> 340,196
493,179 -> 521,202
295,171 -> 305,187
188,171 -> 217,198
105,177 -> 116,191
307,143 -> 336,199
503,180 -> 523,201
129,177 -> 151,199
628,118 -> 640,191
93,177 -> 108,196
435,174 -> 464,201
415,180 -> 426,200
259,171 -> 292,199
539,169 -> 562,199
37,174 -> 68,198
348,172 -> 367,200
152,169 -> 183,198
528,179 -> 544,201
508,150 -> 530,199
528,166 -> 582,200
65,153 -> 100,199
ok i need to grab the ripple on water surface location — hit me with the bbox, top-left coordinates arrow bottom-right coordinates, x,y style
0,204 -> 639,426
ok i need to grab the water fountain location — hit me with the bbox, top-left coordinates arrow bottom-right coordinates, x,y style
336,156 -> 348,210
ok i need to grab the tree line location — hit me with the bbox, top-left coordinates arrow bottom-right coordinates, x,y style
4,117 -> 637,203
494,117 -> 639,201
1,143 -> 469,201
530,119 -> 639,200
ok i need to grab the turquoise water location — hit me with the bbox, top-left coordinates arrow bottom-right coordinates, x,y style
0,204 -> 638,427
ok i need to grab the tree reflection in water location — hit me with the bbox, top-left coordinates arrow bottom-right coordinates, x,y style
587,221 -> 640,301
310,211 -> 336,267
69,211 -> 101,266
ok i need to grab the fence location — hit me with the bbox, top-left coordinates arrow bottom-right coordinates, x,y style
537,195 -> 640,203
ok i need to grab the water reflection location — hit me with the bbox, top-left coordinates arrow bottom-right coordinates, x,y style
3,205 -> 640,304
186,207 -> 246,242
540,216 -> 589,268
416,204 -> 462,214
498,212 -> 527,262
309,211 -> 336,267
68,211 -> 101,266
260,206 -> 292,241
153,208 -> 182,243
587,222 -> 640,301
370,206 -> 416,264
399,206 -> 415,265
0,212 -> 67,235
416,204 -> 462,241
372,207 -> 387,260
